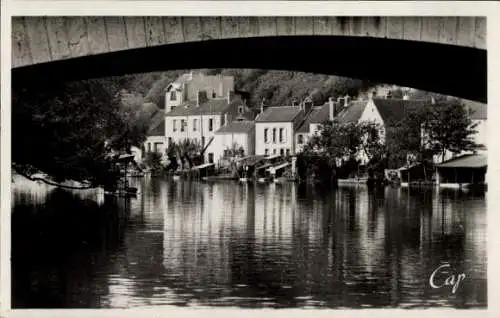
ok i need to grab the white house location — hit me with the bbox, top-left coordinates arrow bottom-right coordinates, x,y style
335,94 -> 428,164
165,90 -> 245,163
165,72 -> 235,113
254,103 -> 308,156
295,97 -> 340,153
208,120 -> 256,165
142,108 -> 167,163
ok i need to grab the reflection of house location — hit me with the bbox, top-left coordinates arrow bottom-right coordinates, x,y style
255,101 -> 310,156
164,91 -> 246,163
295,98 -> 339,153
435,154 -> 487,188
209,120 -> 256,165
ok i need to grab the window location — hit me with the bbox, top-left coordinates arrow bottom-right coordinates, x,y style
154,142 -> 162,153
221,115 -> 225,127
265,149 -> 269,156
208,153 -> 214,163
193,119 -> 198,132
209,118 -> 213,131
170,91 -> 176,101
279,128 -> 284,143
173,120 -> 177,132
147,143 -> 151,152
273,149 -> 277,155
212,90 -> 216,98
298,134 -> 304,144
238,106 -> 244,114
286,149 -> 290,156
280,148 -> 284,156
264,128 -> 269,143
181,119 -> 185,132
272,128 -> 277,143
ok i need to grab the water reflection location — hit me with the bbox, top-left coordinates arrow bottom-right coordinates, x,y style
12,178 -> 487,309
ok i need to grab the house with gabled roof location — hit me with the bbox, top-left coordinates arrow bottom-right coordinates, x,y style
165,90 -> 247,163
208,120 -> 256,165
333,94 -> 429,164
295,97 -> 340,153
254,100 -> 310,156
164,72 -> 235,113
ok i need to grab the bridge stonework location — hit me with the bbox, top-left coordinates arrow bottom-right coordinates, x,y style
12,16 -> 486,68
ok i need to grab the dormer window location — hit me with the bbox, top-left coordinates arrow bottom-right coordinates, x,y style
170,91 -> 177,101
238,106 -> 244,114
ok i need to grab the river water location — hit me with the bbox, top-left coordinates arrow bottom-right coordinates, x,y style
11,177 -> 487,309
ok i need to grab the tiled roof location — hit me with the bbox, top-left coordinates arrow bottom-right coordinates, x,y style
296,104 -> 330,133
255,106 -> 303,122
437,154 -> 487,168
334,100 -> 367,124
216,120 -> 255,134
165,99 -> 231,117
463,100 -> 487,120
372,98 -> 428,124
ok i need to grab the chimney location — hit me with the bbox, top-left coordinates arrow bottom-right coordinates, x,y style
260,98 -> 265,114
218,74 -> 224,97
344,95 -> 350,107
329,97 -> 334,121
224,113 -> 228,126
227,90 -> 234,104
431,96 -> 436,104
196,90 -> 208,107
303,97 -> 313,114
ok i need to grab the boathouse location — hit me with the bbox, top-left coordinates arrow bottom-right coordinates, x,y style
436,154 -> 487,188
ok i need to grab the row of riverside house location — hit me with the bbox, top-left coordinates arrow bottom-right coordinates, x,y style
142,72 -> 487,184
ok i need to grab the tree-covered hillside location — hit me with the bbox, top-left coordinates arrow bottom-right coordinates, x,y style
106,69 -> 379,111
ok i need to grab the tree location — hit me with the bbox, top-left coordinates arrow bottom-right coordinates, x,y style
302,121 -> 364,181
168,139 -> 204,169
144,152 -> 163,172
421,100 -> 478,162
223,142 -> 245,160
12,79 -> 134,188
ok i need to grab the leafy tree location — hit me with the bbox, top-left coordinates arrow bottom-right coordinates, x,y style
168,139 -> 204,169
358,121 -> 385,164
223,142 -> 245,160
421,100 -> 478,162
12,80 -> 126,188
302,121 -> 363,181
144,151 -> 163,172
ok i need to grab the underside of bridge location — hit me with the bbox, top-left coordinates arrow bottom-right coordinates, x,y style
12,36 -> 486,103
